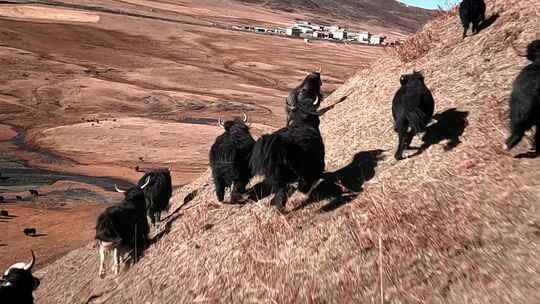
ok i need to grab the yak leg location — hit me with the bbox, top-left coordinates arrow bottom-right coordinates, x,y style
405,129 -> 416,150
272,183 -> 288,210
214,177 -> 226,202
462,23 -> 468,38
148,198 -> 156,226
113,247 -> 120,275
472,21 -> 480,34
231,181 -> 247,203
98,243 -> 106,278
395,120 -> 408,160
298,178 -> 316,194
505,127 -> 525,151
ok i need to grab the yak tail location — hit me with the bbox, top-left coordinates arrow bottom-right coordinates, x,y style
406,108 -> 430,134
250,133 -> 287,177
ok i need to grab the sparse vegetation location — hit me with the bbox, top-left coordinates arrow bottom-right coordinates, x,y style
34,0 -> 540,303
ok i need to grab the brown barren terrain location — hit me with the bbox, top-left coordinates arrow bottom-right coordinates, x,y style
34,0 -> 540,303
0,0 -> 429,279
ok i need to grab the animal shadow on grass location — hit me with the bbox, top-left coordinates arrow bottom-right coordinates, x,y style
409,108 -> 469,159
295,149 -> 385,212
150,219 -> 175,244
27,233 -> 47,238
478,13 -> 500,33
247,182 -> 295,202
516,151 -> 539,159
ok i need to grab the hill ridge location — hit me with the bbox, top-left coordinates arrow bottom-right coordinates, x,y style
35,0 -> 540,303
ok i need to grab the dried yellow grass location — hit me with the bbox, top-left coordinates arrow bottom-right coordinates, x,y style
36,0 -> 540,303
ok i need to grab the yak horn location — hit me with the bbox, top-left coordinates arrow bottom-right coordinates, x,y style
242,112 -> 248,123
140,176 -> 151,189
114,184 -> 126,193
313,95 -> 319,106
24,250 -> 35,271
217,116 -> 224,128
316,66 -> 322,73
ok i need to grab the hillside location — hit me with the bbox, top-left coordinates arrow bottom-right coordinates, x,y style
237,0 -> 435,32
34,0 -> 540,303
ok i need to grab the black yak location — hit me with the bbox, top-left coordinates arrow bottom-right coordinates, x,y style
0,250 -> 40,304
505,40 -> 540,153
136,168 -> 173,226
28,190 -> 38,197
392,71 -> 435,160
0,210 -> 8,217
459,0 -> 486,38
16,196 -> 23,201
285,69 -> 323,125
210,113 -> 255,203
250,106 -> 325,210
95,177 -> 151,278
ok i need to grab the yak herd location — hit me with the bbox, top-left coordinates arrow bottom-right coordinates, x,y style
1,0 -> 539,302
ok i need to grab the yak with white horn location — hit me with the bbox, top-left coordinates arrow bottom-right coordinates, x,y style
285,70 -> 323,125
95,177 -> 151,278
210,112 -> 255,203
0,250 -> 40,304
137,168 -> 172,226
250,106 -> 325,210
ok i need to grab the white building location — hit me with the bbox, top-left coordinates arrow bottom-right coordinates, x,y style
369,35 -> 385,45
286,27 -> 302,37
331,30 -> 347,40
358,32 -> 370,43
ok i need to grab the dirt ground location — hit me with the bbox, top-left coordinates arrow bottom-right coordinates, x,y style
0,1 -> 388,272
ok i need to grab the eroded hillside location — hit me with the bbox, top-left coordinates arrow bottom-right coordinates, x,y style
35,0 -> 539,303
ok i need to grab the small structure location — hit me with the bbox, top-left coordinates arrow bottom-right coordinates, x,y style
286,27 -> 301,37
331,30 -> 347,40
369,35 -> 385,45
358,32 -> 371,43
254,27 -> 267,33
313,31 -> 330,39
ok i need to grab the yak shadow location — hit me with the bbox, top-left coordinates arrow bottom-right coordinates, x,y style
295,149 -> 385,212
408,108 -> 468,158
0,214 -> 18,220
516,151 -> 539,159
0,244 -> 6,247
247,182 -> 295,202
27,233 -> 47,238
183,189 -> 198,205
150,219 -> 175,244
478,13 -> 500,33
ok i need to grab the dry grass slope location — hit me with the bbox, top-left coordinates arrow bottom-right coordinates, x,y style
36,0 -> 540,303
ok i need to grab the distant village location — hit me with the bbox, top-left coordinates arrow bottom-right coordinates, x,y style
232,20 -> 387,45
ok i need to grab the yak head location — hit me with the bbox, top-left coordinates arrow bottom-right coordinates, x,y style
217,112 -> 250,134
288,106 -> 320,129
114,176 -> 151,207
1,251 -> 40,294
527,39 -> 540,62
400,70 -> 425,86
300,70 -> 323,93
